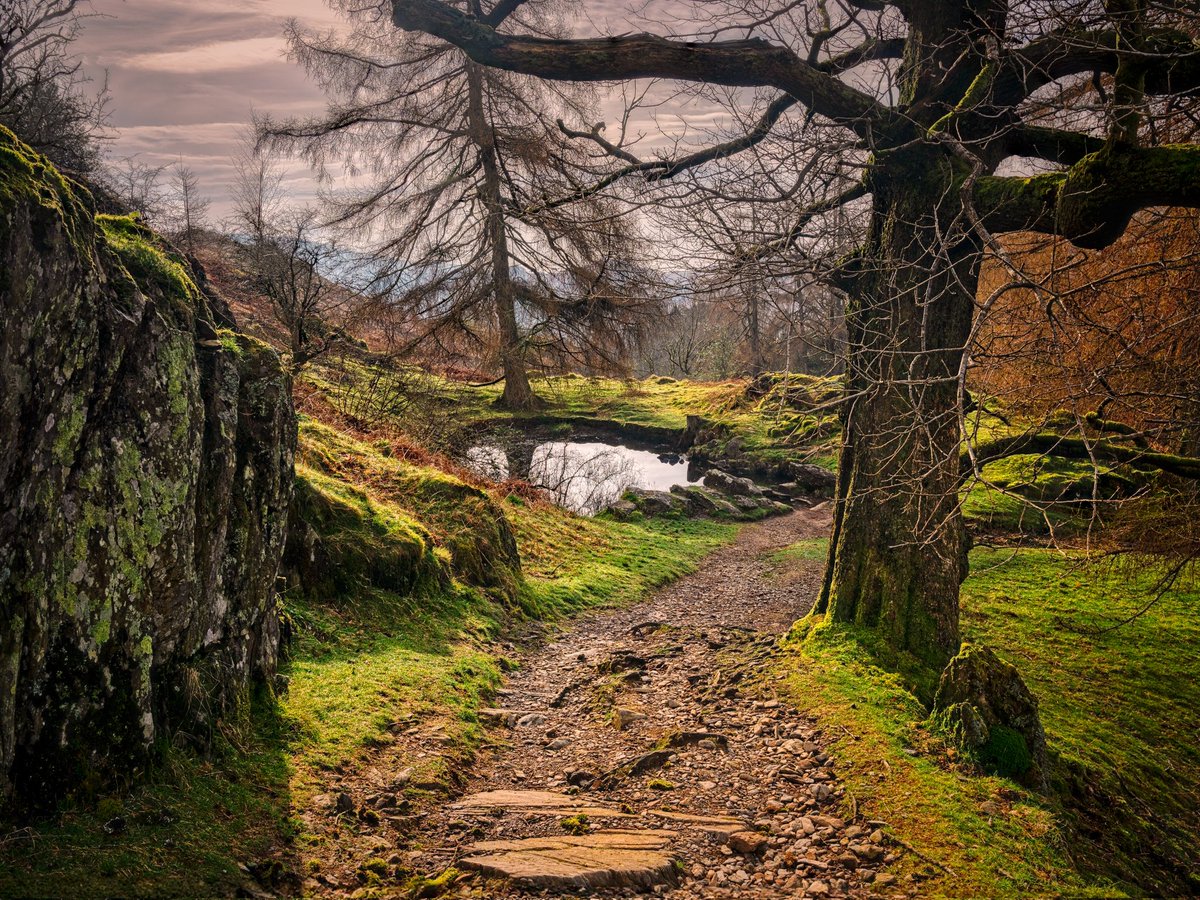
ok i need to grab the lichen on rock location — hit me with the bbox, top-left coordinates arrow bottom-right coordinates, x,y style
0,127 -> 295,808
930,643 -> 1050,791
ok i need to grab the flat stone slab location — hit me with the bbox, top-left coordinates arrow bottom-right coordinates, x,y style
646,810 -> 746,835
460,829 -> 678,890
452,789 -> 632,818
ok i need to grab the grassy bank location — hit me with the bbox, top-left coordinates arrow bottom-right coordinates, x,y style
0,420 -> 736,899
438,372 -> 744,432
775,538 -> 1199,898
306,363 -> 844,468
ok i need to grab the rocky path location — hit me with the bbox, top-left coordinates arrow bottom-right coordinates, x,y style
395,508 -> 899,899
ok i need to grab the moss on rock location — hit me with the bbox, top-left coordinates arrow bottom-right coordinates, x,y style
930,644 -> 1049,791
0,128 -> 295,809
292,421 -> 522,597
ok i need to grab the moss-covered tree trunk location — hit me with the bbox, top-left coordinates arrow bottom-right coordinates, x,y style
465,61 -> 538,411
816,147 -> 978,670
810,0 -> 992,671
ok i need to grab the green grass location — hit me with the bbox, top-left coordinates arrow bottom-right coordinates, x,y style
775,539 -> 1199,898
444,372 -> 746,432
772,536 -> 830,564
282,585 -> 502,776
0,416 -> 737,899
962,549 -> 1200,894
512,500 -> 733,617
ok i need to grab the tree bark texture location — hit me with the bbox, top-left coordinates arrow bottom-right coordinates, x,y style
817,147 -> 977,669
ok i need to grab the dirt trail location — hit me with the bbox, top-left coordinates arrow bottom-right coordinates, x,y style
387,508 -> 899,899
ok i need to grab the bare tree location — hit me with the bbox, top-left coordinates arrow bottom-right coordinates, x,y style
254,210 -> 357,373
0,0 -> 107,174
662,301 -> 716,379
165,161 -> 211,255
229,133 -> 286,256
102,156 -> 166,220
262,0 -> 664,410
391,0 -> 1200,671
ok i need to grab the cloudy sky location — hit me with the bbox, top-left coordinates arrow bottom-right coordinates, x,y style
75,0 -> 737,219
77,0 -> 344,217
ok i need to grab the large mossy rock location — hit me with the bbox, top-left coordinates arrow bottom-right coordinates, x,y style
285,469 -> 448,601
0,128 -> 295,807
287,422 -> 522,599
931,644 -> 1049,792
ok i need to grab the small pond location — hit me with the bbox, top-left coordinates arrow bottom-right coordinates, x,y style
464,440 -> 702,515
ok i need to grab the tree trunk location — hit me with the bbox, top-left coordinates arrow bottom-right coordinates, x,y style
746,290 -> 765,376
465,60 -> 539,410
816,148 -> 978,671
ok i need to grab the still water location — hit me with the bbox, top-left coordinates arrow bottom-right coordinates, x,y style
465,440 -> 701,514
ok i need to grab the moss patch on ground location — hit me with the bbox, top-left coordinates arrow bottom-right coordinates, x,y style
774,538 -> 1198,898
437,373 -> 746,433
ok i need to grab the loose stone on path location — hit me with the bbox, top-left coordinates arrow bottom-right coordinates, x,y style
397,510 -> 899,897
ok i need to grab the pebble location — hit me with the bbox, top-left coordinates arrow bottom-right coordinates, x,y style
612,707 -> 646,730
729,831 -> 769,855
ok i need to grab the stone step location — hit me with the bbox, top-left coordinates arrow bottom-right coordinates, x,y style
452,789 -> 633,818
645,810 -> 746,836
460,829 -> 678,890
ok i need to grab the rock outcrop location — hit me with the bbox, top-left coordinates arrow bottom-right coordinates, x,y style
612,484 -> 792,521
0,129 -> 295,806
688,439 -> 838,499
702,468 -> 764,497
931,644 -> 1049,791
284,421 -> 523,602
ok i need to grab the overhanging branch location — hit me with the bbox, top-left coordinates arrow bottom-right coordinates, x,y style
1005,124 -> 1107,166
974,143 -> 1200,248
996,27 -> 1200,106
390,0 -> 915,144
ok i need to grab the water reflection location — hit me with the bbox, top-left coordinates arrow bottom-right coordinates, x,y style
464,440 -> 701,515
464,445 -> 508,482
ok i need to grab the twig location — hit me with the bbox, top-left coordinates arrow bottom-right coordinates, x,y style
888,834 -> 956,877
